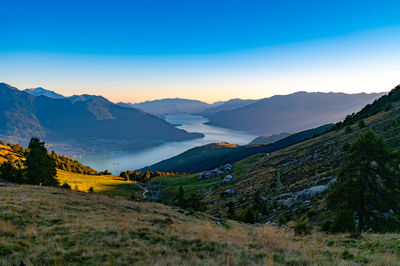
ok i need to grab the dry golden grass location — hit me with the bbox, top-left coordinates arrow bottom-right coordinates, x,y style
57,170 -> 140,197
1,184 -> 399,265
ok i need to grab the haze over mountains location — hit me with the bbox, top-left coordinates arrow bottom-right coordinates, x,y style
0,83 -> 202,154
206,91 -> 385,135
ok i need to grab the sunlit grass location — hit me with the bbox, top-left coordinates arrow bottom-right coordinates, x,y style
57,170 -> 140,197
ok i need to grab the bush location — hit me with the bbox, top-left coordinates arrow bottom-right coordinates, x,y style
345,126 -> 352,134
294,220 -> 312,236
241,206 -> 256,224
330,210 -> 356,233
358,119 -> 366,128
278,213 -> 287,226
60,183 -> 71,189
88,186 -> 94,193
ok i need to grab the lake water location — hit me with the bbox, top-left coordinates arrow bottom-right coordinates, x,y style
79,114 -> 257,173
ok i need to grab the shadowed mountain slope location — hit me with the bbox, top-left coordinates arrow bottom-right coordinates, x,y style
207,91 -> 385,135
0,83 -> 203,152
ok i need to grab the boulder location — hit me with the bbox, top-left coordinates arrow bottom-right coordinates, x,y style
222,175 -> 234,184
222,163 -> 233,170
223,189 -> 236,197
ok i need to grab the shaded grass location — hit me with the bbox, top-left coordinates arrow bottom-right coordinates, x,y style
148,173 -> 222,202
0,185 -> 399,265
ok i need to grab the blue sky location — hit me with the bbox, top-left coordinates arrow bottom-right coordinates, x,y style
1,0 -> 400,102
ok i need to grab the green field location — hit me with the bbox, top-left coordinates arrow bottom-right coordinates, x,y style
148,173 -> 224,202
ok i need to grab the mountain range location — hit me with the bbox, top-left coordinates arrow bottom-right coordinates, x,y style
0,83 -> 202,154
119,98 -> 216,115
206,91 -> 385,135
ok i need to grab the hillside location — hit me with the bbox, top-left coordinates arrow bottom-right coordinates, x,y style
199,98 -> 256,117
248,132 -> 291,145
207,91 -> 385,135
143,124 -> 332,173
0,83 -> 203,154
1,184 -> 399,265
160,85 -> 400,226
121,98 -> 217,115
0,143 -> 24,165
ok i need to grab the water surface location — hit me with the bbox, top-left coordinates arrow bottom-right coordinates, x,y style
79,114 -> 256,172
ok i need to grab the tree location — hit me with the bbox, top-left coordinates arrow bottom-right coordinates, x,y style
241,206 -> 256,224
174,186 -> 186,208
327,130 -> 400,233
0,161 -> 24,183
358,119 -> 366,129
227,201 -> 235,218
186,192 -> 204,211
25,138 -> 58,187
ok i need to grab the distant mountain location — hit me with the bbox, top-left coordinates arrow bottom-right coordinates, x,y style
249,132 -> 291,145
24,87 -> 66,99
142,124 -> 333,173
200,98 -> 257,117
120,98 -> 218,115
0,83 -> 203,154
206,91 -> 385,135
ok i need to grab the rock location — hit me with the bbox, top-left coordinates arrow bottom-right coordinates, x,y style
183,211 -> 191,216
260,195 -> 267,201
222,163 -> 233,170
326,178 -> 337,188
222,175 -> 234,184
257,214 -> 267,222
273,192 -> 292,200
295,185 -> 328,201
223,189 -> 236,197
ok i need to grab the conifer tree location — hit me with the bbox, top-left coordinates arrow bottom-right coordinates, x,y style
25,138 -> 58,187
328,130 -> 400,233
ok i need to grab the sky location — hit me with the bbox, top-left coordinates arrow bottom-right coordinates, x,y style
1,0 -> 400,103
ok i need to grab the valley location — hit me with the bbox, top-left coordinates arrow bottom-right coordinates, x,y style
79,114 -> 256,172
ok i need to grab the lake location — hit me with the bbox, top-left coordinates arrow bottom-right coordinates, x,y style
79,114 -> 257,173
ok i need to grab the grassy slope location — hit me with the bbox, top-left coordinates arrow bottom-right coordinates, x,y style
0,144 -> 22,165
1,184 -> 399,265
145,98 -> 400,226
57,170 -> 141,198
205,100 -> 400,221
143,124 -> 332,173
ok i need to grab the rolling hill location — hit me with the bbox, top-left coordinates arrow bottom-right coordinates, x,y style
0,83 -> 203,153
142,124 -> 332,173
248,132 -> 291,145
152,85 -> 400,229
207,91 -> 385,135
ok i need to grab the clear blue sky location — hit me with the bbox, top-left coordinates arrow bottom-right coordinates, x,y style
1,0 -> 400,102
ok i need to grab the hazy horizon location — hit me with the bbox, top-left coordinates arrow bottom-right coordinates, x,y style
1,1 -> 399,103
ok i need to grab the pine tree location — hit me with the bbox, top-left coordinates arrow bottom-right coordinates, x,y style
227,201 -> 235,218
328,130 -> 400,233
25,138 -> 58,187
174,186 -> 186,208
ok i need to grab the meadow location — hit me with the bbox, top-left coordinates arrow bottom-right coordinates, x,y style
1,184 -> 399,265
57,170 -> 141,198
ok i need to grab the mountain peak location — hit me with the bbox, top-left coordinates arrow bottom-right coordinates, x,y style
24,87 -> 66,99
